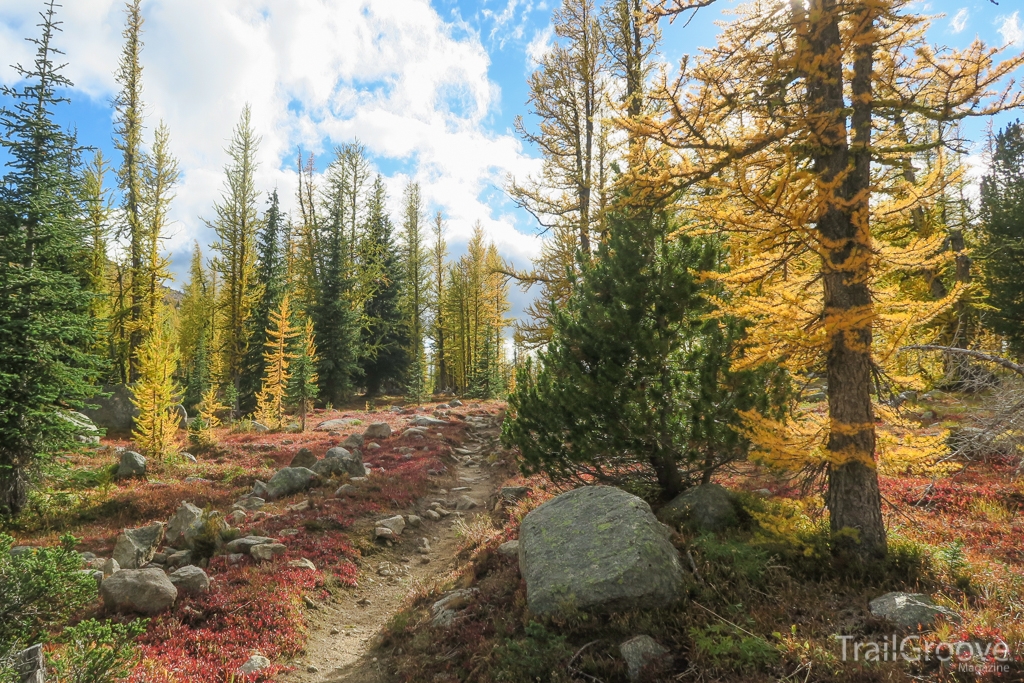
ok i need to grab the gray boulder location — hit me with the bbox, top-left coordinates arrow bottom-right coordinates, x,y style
315,418 -> 355,432
659,483 -> 742,533
113,522 -> 166,569
238,655 -> 271,675
289,448 -> 317,469
518,486 -> 686,616
168,565 -> 210,595
497,540 -> 519,559
252,480 -> 269,498
265,467 -> 316,500
410,416 -> 447,427
15,644 -> 46,683
100,567 -> 177,614
251,543 -> 286,562
165,502 -> 204,549
225,536 -> 277,554
342,433 -> 364,449
115,450 -> 147,480
500,486 -> 531,502
315,447 -> 366,477
376,515 -> 406,536
869,592 -> 960,630
449,399 -> 463,407
81,384 -> 138,434
364,422 -> 392,439
620,635 -> 671,682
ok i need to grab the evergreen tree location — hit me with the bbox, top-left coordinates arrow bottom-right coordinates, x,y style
401,182 -> 429,402
503,198 -> 786,500
314,203 -> 361,406
0,0 -> 102,516
429,211 -> 451,393
254,294 -> 295,430
131,307 -> 180,459
208,105 -> 262,410
81,151 -> 114,361
980,120 -> 1024,359
239,190 -> 286,413
140,121 -> 177,336
288,317 -> 320,431
359,176 -> 410,396
179,243 -> 213,411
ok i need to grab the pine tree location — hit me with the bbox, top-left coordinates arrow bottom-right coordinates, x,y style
429,211 -> 451,393
0,0 -> 102,516
131,308 -> 180,459
179,243 -> 213,411
503,197 -> 784,499
113,0 -> 146,382
401,182 -> 430,402
140,121 -> 177,337
980,121 -> 1024,359
254,294 -> 296,430
288,318 -> 320,432
314,202 -> 361,406
208,105 -> 262,411
359,176 -> 410,396
81,151 -> 114,361
239,190 -> 286,413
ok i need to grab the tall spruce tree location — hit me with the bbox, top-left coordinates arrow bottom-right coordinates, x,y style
0,1 -> 101,516
401,182 -> 429,402
314,203 -> 361,406
359,176 -> 410,396
503,197 -> 786,500
239,190 -> 286,413
429,211 -> 450,393
980,121 -> 1024,360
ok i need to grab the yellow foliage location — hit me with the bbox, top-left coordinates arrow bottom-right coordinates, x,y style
131,309 -> 181,459
253,293 -> 296,430
874,404 -> 957,477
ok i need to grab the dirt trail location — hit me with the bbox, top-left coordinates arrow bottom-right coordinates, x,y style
279,412 -> 505,683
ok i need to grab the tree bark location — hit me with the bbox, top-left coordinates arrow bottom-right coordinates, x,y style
0,464 -> 28,518
805,0 -> 886,561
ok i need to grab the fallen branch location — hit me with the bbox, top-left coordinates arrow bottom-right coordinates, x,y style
899,345 -> 1024,377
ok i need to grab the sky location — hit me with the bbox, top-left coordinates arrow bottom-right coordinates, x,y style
0,0 -> 1021,323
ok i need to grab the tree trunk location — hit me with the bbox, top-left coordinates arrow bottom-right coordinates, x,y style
0,464 -> 28,518
805,0 -> 887,561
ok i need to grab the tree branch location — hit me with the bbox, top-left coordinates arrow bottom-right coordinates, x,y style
899,345 -> 1024,377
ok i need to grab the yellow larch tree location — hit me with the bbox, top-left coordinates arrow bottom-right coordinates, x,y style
254,293 -> 296,430
639,0 -> 1023,560
131,307 -> 181,459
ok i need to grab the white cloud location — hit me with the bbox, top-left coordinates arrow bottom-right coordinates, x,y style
0,0 -> 544,285
525,25 -> 553,68
997,12 -> 1024,47
949,7 -> 968,34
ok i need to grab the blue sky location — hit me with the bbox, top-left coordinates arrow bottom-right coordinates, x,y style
0,0 -> 1021,323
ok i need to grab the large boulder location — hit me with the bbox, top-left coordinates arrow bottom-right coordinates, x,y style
265,467 -> 316,500
341,433 -> 364,449
313,447 -> 366,478
165,502 -> 204,549
869,592 -> 960,630
15,644 -> 45,683
115,450 -> 147,480
364,422 -> 392,439
315,418 -> 356,432
81,384 -> 138,434
658,484 -> 743,533
100,567 -> 177,614
113,522 -> 165,569
289,448 -> 317,469
168,565 -> 211,595
518,486 -> 685,616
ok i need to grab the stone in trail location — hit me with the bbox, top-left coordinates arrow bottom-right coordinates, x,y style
116,450 -> 147,480
364,422 -> 392,439
289,448 -> 318,469
518,486 -> 686,616
168,565 -> 210,595
620,635 -> 671,682
455,495 -> 480,511
113,522 -> 166,569
376,515 -> 406,535
100,567 -> 178,614
265,467 -> 317,500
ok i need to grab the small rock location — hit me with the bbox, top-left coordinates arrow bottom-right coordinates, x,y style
364,422 -> 392,439
335,484 -> 357,497
181,452 -> 198,463
165,502 -> 204,549
307,665 -> 319,673
366,442 -> 381,450
500,486 -> 531,502
869,592 -> 960,630
423,509 -> 441,521
115,450 -> 147,480
289,448 -> 317,469
166,549 -> 193,569
659,483 -> 743,533
251,543 -> 286,562
430,588 -> 478,627
265,467 -> 317,500
237,654 -> 271,675
235,496 -> 266,511
620,635 -> 671,682
921,410 -> 938,421
288,558 -> 316,571
101,557 -> 120,576
342,433 -> 364,448
449,399 -> 463,407
100,567 -> 178,615
229,510 -> 247,525
226,553 -> 245,565
168,565 -> 210,595
403,428 -> 427,439
318,447 -> 366,477
252,480 -> 269,498
497,540 -> 519,559
113,522 -> 166,569
455,496 -> 479,511
417,538 -> 431,554
410,416 -> 447,427
406,514 -> 422,528
81,569 -> 104,588
287,500 -> 311,513
374,527 -> 397,542
377,515 -> 406,535
357,598 -> 371,606
225,536 -> 277,554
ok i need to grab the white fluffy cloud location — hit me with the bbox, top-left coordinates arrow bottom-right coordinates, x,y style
949,7 -> 968,34
997,11 -> 1024,47
0,0 -> 544,283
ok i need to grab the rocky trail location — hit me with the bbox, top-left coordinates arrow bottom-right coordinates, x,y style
279,411 -> 507,683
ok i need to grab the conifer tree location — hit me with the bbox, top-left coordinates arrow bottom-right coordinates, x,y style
113,0 -> 146,382
288,318 -> 320,431
82,151 -> 114,361
131,308 -> 180,459
359,176 -> 410,396
240,190 -> 286,413
314,203 -> 361,406
254,294 -> 296,430
429,211 -> 451,393
401,182 -> 430,402
179,243 -> 213,410
980,121 -> 1024,359
0,0 -> 102,516
140,122 -> 177,336
209,105 -> 262,410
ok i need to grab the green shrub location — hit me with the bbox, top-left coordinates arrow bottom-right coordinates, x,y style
690,623 -> 779,673
494,621 -> 574,683
49,618 -> 147,683
0,533 -> 97,650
